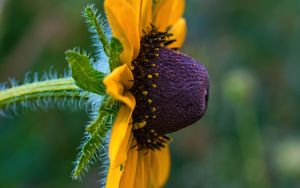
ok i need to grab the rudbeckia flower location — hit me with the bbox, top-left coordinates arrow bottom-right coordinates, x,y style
103,0 -> 209,187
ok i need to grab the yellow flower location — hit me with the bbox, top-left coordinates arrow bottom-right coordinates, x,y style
103,0 -> 208,187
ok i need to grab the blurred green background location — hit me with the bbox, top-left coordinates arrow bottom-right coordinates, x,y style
1,0 -> 300,187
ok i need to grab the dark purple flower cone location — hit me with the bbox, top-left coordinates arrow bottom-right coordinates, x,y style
131,47 -> 209,135
149,47 -> 208,133
129,27 -> 209,150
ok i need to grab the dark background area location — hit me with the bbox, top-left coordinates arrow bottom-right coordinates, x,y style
1,0 -> 300,187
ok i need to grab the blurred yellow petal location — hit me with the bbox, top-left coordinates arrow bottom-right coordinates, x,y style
106,166 -> 122,188
139,0 -> 153,35
168,18 -> 187,49
133,150 -> 147,188
119,146 -> 138,188
105,0 -> 140,65
106,106 -> 133,188
127,0 -> 142,20
150,146 -> 171,187
143,151 -> 152,187
127,0 -> 141,35
153,0 -> 185,31
127,0 -> 141,8
103,64 -> 135,108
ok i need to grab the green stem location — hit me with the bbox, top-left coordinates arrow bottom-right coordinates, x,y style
0,78 -> 86,110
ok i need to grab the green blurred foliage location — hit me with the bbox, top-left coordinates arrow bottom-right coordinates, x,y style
1,0 -> 300,187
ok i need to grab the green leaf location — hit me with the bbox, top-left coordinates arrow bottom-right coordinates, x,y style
109,37 -> 123,70
72,114 -> 110,180
85,96 -> 111,134
85,96 -> 121,134
83,4 -> 110,56
82,5 -> 124,71
72,96 -> 121,180
65,49 -> 106,95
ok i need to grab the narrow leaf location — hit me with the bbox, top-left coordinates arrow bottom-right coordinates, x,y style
86,97 -> 121,134
83,4 -> 110,56
72,97 -> 120,180
72,114 -> 111,180
109,37 -> 123,70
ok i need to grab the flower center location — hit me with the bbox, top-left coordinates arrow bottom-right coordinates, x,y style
130,27 -> 209,150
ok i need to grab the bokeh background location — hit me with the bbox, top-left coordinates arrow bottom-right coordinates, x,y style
1,0 -> 300,187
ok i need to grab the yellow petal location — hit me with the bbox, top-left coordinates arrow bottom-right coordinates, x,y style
139,0 -> 153,35
104,64 -> 136,188
119,145 -> 139,188
106,167 -> 122,188
150,146 -> 171,187
168,18 -> 187,49
143,150 -> 152,187
153,0 -> 185,31
109,106 -> 134,166
106,107 -> 133,188
133,151 -> 145,188
103,64 -> 135,165
103,64 -> 135,109
133,150 -> 151,188
127,0 -> 141,9
105,0 -> 140,65
127,0 -> 141,35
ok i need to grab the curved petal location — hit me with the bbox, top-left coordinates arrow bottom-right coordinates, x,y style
150,146 -> 171,187
153,0 -> 185,31
106,112 -> 133,188
104,64 -> 136,188
140,0 -> 153,35
108,106 -> 134,167
168,18 -> 187,49
105,0 -> 140,65
119,144 -> 139,188
103,64 -> 135,108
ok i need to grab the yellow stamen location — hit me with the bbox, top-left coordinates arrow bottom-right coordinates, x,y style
133,121 -> 147,130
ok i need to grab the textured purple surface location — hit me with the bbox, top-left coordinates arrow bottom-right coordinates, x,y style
131,47 -> 209,134
147,47 -> 209,133
129,27 -> 209,150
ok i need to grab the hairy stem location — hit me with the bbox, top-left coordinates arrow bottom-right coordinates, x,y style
72,96 -> 120,179
0,78 -> 86,110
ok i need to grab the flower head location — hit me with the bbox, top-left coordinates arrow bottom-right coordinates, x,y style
103,0 -> 209,187
0,1 -> 208,187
